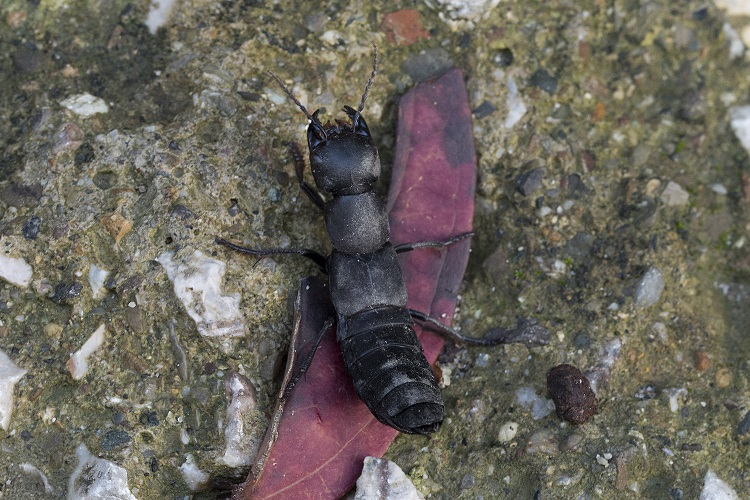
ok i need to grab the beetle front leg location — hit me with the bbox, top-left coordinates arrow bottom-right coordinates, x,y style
286,141 -> 326,210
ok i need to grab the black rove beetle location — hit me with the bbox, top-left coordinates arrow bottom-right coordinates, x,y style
217,45 -> 503,435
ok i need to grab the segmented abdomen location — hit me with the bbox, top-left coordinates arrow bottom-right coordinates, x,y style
338,306 -> 443,435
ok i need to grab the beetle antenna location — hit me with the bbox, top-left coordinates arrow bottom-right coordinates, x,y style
354,42 -> 378,126
267,70 -> 317,124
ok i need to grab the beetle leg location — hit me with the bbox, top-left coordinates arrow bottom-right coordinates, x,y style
409,309 -> 550,347
286,141 -> 326,210
215,237 -> 327,273
281,317 -> 335,399
408,309 -> 503,345
393,231 -> 474,253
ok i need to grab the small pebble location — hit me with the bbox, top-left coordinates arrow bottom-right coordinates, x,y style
101,429 -> 132,451
661,181 -> 689,207
694,349 -> 711,371
635,385 -> 657,400
711,184 -> 728,195
51,282 -> 83,304
515,386 -> 555,420
179,454 -> 210,492
525,429 -> 558,455
663,388 -> 688,413
497,421 -> 519,443
0,254 -> 33,288
22,216 -> 41,239
714,368 -> 733,388
0,349 -> 27,430
529,68 -> 558,94
635,267 -> 665,307
546,364 -> 598,425
729,105 -> 750,155
303,11 -> 328,33
69,444 -> 136,499
737,410 -> 750,436
493,48 -> 514,67
516,168 -> 546,196
504,77 -> 527,128
559,432 -> 584,452
472,101 -> 496,119
460,473 -> 475,489
475,353 -> 489,367
60,93 -> 109,116
700,469 -> 739,500
354,456 -> 422,500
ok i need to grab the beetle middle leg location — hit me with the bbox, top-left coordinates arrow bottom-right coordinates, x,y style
214,237 -> 327,273
393,231 -> 474,253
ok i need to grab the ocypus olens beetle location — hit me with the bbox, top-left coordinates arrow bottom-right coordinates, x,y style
217,45 -> 506,435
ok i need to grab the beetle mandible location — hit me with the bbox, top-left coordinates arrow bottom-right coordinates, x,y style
218,45 -> 499,434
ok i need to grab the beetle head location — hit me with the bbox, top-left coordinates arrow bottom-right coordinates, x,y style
270,43 -> 380,196
308,110 -> 380,196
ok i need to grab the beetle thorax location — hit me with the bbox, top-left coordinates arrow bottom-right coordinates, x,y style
310,131 -> 381,196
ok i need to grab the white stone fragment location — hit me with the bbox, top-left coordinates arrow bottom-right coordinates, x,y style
68,443 -> 137,500
742,25 -> 750,51
145,0 -> 177,34
19,463 -> 54,494
729,105 -> 750,155
435,0 -> 501,21
355,456 -> 424,500
88,264 -> 110,300
438,364 -> 452,388
67,324 -> 106,380
220,372 -> 261,467
179,454 -> 210,491
700,469 -> 739,500
663,388 -> 688,413
60,93 -> 109,116
660,181 -> 689,207
0,349 -> 27,430
504,77 -> 527,129
714,0 -> 750,16
497,421 -> 519,443
0,253 -> 33,288
723,23 -> 745,59
587,338 -> 622,394
635,267 -> 665,307
157,250 -> 246,353
319,30 -> 342,46
515,386 -> 555,420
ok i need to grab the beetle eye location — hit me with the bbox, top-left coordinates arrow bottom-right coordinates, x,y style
307,110 -> 327,149
343,105 -> 371,138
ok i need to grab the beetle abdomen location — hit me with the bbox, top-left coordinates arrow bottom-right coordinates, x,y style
339,306 -> 443,435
